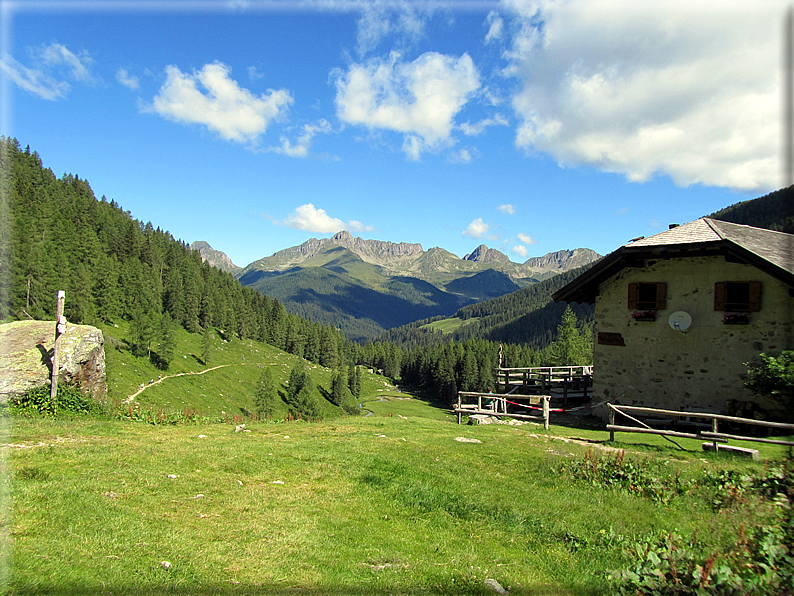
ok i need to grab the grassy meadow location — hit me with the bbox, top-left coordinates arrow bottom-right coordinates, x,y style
3,322 -> 793,594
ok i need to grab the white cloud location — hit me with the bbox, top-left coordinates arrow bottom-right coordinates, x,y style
0,43 -> 93,100
448,148 -> 472,163
283,204 -> 346,233
460,113 -> 508,136
349,220 -> 376,233
147,61 -> 293,144
334,51 -> 480,159
512,245 -> 528,258
355,3 -> 427,56
518,232 -> 537,245
503,0 -> 781,192
247,66 -> 264,80
485,11 -> 504,44
0,53 -> 69,100
463,217 -> 490,239
116,68 -> 139,90
281,203 -> 372,234
498,204 -> 515,214
273,119 -> 332,158
38,43 -> 93,82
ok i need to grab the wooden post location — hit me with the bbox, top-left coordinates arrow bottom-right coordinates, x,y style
50,291 -> 66,404
712,418 -> 719,452
543,396 -> 549,430
609,405 -> 616,442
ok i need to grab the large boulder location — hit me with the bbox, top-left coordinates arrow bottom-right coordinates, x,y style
0,320 -> 106,402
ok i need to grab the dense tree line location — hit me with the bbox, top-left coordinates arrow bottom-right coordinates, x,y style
361,306 -> 592,403
0,137 -> 358,371
708,185 -> 794,234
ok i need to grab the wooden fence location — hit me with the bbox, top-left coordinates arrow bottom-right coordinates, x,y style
607,403 -> 794,448
454,391 -> 549,429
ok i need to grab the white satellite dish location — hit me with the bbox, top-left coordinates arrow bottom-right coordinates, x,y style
668,311 -> 692,332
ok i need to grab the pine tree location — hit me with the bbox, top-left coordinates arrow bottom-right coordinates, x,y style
285,362 -> 321,420
546,306 -> 593,366
157,311 -> 177,370
201,326 -> 212,365
253,366 -> 279,420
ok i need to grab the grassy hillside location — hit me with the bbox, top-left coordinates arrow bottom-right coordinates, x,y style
6,414 -> 792,594
100,321 -> 399,421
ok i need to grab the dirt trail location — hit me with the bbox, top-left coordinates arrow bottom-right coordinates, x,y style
124,364 -> 235,403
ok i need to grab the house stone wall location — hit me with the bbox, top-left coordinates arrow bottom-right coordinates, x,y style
592,255 -> 794,418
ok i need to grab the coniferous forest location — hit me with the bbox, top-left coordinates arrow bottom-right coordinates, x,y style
0,137 -> 593,401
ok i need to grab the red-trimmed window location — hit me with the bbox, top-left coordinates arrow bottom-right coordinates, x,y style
628,282 -> 667,310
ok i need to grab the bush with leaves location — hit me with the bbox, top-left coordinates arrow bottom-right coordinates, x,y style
744,352 -> 794,415
6,384 -> 103,418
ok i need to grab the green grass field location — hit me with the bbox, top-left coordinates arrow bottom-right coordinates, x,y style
3,409 -> 790,595
4,322 -> 792,594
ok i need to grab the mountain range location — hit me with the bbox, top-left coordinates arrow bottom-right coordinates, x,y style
190,232 -> 602,342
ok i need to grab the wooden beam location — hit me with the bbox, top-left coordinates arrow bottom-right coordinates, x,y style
50,290 -> 66,404
701,432 -> 794,446
606,425 -> 701,440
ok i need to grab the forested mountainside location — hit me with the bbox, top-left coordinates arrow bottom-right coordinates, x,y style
708,185 -> 794,234
2,137 -> 597,404
378,265 -> 596,350
0,137 -> 357,370
230,232 -> 600,341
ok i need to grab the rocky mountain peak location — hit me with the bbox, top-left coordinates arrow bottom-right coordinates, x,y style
523,248 -> 601,271
190,241 -> 240,273
463,245 -> 509,264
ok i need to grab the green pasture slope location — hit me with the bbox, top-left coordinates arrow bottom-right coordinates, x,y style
4,322 -> 794,594
100,321 -> 400,421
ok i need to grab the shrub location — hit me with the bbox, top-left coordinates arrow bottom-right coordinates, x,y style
6,384 -> 103,418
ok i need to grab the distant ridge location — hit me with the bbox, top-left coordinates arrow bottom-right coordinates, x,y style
190,241 -> 241,274
707,185 -> 794,234
206,231 -> 602,342
524,248 -> 601,271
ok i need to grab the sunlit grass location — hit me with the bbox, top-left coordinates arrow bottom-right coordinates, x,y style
3,414 -> 778,595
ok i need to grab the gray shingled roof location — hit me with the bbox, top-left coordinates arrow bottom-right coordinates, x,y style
553,217 -> 794,304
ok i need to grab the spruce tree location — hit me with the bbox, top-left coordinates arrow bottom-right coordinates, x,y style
201,326 -> 212,366
253,366 -> 279,420
547,306 -> 593,366
285,362 -> 321,420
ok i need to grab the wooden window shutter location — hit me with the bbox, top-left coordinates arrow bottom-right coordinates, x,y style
655,283 -> 667,310
748,281 -> 762,312
714,282 -> 726,311
628,283 -> 638,309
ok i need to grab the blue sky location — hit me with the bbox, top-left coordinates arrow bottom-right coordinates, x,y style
1,0 -> 784,268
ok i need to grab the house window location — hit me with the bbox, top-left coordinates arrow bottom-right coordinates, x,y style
714,281 -> 761,312
628,282 -> 667,310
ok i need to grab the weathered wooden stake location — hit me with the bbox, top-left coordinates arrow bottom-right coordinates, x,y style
542,396 -> 550,430
609,405 -> 615,442
50,290 -> 66,404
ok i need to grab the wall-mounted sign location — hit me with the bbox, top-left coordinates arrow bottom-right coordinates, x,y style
597,332 -> 626,346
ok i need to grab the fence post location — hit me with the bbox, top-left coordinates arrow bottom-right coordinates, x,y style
712,418 -> 718,451
50,291 -> 66,405
543,396 -> 550,430
609,405 -> 615,442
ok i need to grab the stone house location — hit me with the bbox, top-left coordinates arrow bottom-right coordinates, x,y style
552,218 -> 794,419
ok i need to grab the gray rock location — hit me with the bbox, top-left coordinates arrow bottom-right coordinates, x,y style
0,320 -> 106,402
484,578 -> 507,594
